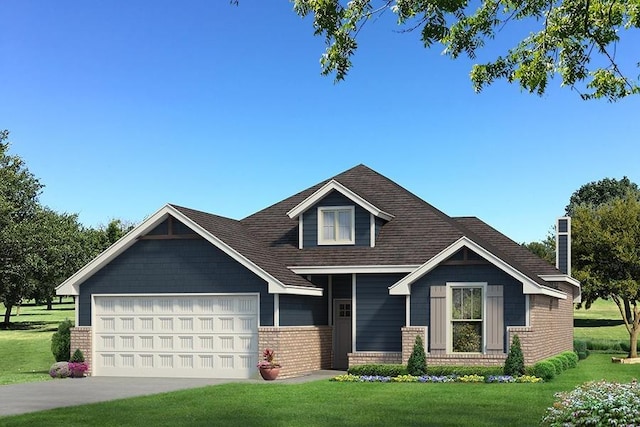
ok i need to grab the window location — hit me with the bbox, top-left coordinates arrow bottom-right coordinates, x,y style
451,286 -> 484,352
318,206 -> 355,245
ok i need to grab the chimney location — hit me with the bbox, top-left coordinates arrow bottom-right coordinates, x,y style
556,217 -> 571,275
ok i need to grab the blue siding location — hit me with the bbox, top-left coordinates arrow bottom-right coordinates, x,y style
78,238 -> 274,326
558,235 -> 569,274
301,191 -> 371,247
356,274 -> 405,352
332,274 -> 352,299
280,285 -> 328,326
410,264 -> 526,352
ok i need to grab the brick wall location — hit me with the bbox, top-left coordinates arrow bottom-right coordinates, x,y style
426,354 -> 507,366
509,283 -> 575,365
258,326 -> 332,379
70,327 -> 92,375
401,326 -> 427,364
348,352 -> 402,367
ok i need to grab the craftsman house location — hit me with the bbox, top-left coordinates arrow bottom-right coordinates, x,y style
57,165 -> 580,378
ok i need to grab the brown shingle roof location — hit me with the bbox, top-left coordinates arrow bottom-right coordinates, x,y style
173,164 -> 564,287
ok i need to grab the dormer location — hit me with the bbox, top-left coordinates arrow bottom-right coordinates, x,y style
286,180 -> 394,249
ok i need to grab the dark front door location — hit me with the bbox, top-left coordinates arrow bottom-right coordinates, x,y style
333,299 -> 352,370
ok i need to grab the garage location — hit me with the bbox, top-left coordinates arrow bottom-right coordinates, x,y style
92,294 -> 259,379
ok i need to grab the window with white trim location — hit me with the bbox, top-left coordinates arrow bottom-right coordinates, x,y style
318,206 -> 355,245
450,285 -> 484,353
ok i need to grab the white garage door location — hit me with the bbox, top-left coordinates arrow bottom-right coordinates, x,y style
93,294 -> 259,378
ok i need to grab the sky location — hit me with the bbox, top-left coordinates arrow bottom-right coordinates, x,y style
1,1 -> 638,244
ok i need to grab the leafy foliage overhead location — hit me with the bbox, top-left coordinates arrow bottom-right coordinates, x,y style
566,176 -> 640,216
290,0 -> 640,101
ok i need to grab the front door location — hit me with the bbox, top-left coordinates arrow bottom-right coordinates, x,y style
333,299 -> 352,370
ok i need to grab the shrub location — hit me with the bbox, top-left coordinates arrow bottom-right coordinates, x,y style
573,339 -> 590,360
541,381 -> 640,426
549,357 -> 565,374
561,351 -> 579,368
504,334 -> 525,376
407,335 -> 427,376
51,319 -> 73,362
348,364 -> 408,377
70,348 -> 85,363
49,362 -> 71,379
531,360 -> 556,381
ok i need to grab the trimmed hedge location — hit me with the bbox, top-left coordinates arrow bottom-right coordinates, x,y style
348,364 -> 408,377
528,351 -> 580,381
529,360 -> 556,381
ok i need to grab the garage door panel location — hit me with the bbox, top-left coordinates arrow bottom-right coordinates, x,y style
94,295 -> 259,378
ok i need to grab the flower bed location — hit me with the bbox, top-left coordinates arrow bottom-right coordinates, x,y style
331,374 -> 542,383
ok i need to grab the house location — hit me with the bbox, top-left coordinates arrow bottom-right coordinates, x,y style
56,165 -> 580,379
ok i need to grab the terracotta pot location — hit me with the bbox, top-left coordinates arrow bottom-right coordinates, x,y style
259,366 -> 280,380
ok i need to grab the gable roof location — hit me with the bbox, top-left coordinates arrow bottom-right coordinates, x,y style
57,164 -> 578,300
56,204 -> 321,296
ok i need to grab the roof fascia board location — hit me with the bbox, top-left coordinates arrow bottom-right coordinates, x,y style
388,237 -> 567,300
289,265 -> 420,275
57,205 -> 319,297
286,180 -> 394,221
539,274 -> 582,303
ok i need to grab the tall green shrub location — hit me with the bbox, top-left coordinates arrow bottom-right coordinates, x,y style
503,334 -> 525,376
51,319 -> 73,362
407,335 -> 427,376
70,348 -> 85,363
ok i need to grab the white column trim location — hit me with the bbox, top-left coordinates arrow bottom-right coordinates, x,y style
328,275 -> 333,326
298,216 -> 303,249
525,294 -> 530,327
370,213 -> 375,248
405,295 -> 410,326
352,273 -> 357,353
274,294 -> 280,327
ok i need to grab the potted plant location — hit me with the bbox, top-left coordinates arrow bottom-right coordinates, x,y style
257,348 -> 281,380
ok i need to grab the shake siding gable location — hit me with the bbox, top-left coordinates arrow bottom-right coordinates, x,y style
78,238 -> 274,327
356,274 -> 405,352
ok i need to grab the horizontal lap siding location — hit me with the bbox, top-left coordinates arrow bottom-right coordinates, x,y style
356,274 -> 405,352
78,238 -> 273,326
411,264 -> 526,352
280,285 -> 328,326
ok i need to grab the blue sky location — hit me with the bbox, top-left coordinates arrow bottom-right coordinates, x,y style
1,1 -> 638,244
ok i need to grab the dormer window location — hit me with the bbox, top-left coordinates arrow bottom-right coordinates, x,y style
318,206 -> 355,245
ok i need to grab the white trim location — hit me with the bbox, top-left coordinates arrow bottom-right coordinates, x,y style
274,294 -> 280,327
328,276 -> 333,326
388,236 -> 568,300
540,274 -> 581,303
405,295 -> 410,327
446,282 -> 487,354
370,214 -> 375,248
286,179 -> 394,221
317,206 -> 355,245
75,296 -> 80,326
298,216 -> 303,249
351,273 -> 357,354
56,204 -> 322,297
288,265 -> 420,275
525,295 -> 530,327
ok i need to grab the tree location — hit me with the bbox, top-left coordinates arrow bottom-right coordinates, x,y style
407,335 -> 427,375
504,334 -> 525,376
566,177 -> 640,216
290,0 -> 640,101
0,131 -> 43,326
573,194 -> 640,357
524,233 -> 555,265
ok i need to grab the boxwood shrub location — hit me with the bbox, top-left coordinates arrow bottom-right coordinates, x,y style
530,360 -> 556,381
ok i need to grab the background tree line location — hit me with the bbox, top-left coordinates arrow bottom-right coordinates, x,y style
0,130 -> 133,327
525,176 -> 640,358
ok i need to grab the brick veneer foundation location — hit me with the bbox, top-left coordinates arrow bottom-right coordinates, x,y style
258,326 -> 332,379
348,352 -> 402,367
70,327 -> 92,375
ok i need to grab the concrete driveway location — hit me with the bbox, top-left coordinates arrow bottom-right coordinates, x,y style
0,370 -> 342,417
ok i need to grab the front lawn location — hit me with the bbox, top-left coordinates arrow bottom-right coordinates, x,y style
1,353 -> 638,427
0,300 -> 75,385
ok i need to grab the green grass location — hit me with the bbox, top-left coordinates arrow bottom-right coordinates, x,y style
0,300 -> 75,385
574,298 -> 628,342
1,353 -> 639,427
